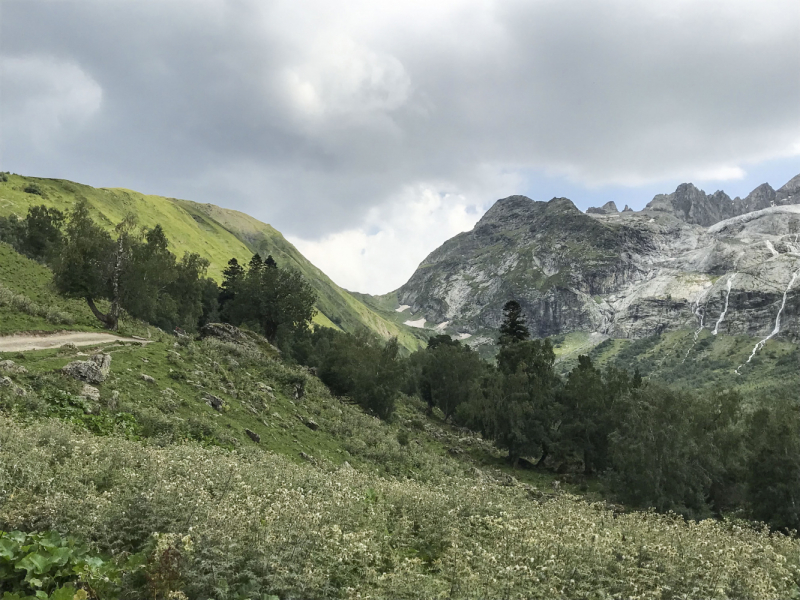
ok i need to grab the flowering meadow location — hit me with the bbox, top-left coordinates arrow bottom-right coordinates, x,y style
2,416 -> 800,599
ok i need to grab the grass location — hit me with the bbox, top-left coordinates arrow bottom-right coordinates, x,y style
2,333 -> 799,598
0,242 -> 98,334
0,174 -> 424,351
555,326 -> 800,397
0,333 -> 564,492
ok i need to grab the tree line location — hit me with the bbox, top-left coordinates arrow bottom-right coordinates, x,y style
289,300 -> 800,532
0,202 -> 317,339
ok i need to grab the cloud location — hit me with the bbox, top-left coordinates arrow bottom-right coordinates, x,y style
289,169 -> 522,294
0,55 -> 103,155
1,0 -> 799,289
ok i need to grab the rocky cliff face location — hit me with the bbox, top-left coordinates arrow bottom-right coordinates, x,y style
394,175 -> 800,346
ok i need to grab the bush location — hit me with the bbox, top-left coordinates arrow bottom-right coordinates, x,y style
2,418 -> 800,599
23,183 -> 44,196
302,328 -> 403,420
0,283 -> 75,325
0,529 -> 121,598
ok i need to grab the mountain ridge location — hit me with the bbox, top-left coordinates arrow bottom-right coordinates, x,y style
391,173 -> 800,351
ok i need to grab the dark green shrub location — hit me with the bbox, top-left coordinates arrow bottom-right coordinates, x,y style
23,183 -> 44,196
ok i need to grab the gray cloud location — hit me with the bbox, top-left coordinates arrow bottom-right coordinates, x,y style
2,0 -> 799,241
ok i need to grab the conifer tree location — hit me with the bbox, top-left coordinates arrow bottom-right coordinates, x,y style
219,258 -> 244,319
499,300 -> 530,346
248,253 -> 264,272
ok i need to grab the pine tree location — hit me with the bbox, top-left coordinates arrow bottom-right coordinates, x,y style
248,253 -> 264,272
499,300 -> 530,346
218,258 -> 244,318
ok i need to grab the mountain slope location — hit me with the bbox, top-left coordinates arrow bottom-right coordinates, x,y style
0,174 -> 425,350
389,175 -> 800,353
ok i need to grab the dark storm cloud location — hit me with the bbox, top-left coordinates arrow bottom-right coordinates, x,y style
2,0 -> 799,239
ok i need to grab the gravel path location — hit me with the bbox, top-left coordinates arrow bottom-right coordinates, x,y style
0,331 -> 147,352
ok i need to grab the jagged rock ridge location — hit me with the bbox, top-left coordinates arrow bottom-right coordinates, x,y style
394,174 -> 800,344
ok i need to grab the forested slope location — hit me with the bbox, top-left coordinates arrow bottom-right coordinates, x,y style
0,174 -> 425,350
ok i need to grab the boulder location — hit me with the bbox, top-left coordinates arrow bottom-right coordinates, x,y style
199,323 -> 249,344
0,360 -> 27,375
296,415 -> 320,431
0,376 -> 25,397
80,384 -> 101,401
140,373 -> 156,384
61,353 -> 111,384
204,392 -> 225,411
245,429 -> 261,443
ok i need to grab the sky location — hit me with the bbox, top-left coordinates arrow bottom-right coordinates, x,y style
1,0 -> 799,294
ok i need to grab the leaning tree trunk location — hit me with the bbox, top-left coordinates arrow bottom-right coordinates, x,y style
536,443 -> 549,469
85,297 -> 117,330
83,236 -> 124,331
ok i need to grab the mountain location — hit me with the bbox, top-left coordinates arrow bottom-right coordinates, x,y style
389,175 -> 800,350
644,174 -> 800,227
0,174 -> 426,351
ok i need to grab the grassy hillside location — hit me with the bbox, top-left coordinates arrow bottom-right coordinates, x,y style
0,242 -> 158,337
554,327 -> 800,397
2,325 -> 799,597
0,174 -> 425,350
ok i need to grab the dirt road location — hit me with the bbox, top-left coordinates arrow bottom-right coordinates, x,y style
0,331 -> 147,352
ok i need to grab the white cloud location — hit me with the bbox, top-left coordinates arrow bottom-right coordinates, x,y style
288,172 -> 521,293
281,36 -> 411,119
692,166 -> 746,182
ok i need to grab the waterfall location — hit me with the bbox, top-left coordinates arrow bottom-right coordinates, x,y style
712,274 -> 736,336
682,304 -> 706,363
735,271 -> 798,374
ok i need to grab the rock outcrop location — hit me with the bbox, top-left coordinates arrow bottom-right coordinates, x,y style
61,353 -> 112,384
0,360 -> 27,375
587,201 -> 619,215
200,323 -> 249,344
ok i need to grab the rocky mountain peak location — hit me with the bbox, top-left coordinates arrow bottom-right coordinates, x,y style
778,174 -> 800,198
641,175 -> 800,227
476,195 -> 536,226
740,183 -> 776,212
475,195 -> 582,232
587,201 -> 619,215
